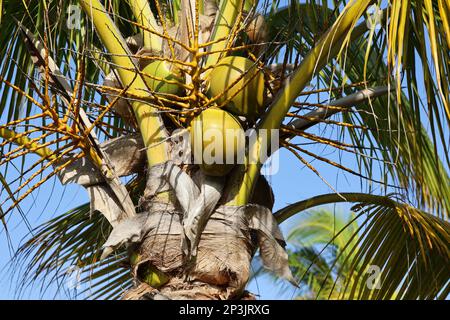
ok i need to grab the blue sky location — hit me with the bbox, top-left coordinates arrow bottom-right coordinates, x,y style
1,0 -> 448,300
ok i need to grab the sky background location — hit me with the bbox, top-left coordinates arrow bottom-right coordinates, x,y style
0,0 -> 447,300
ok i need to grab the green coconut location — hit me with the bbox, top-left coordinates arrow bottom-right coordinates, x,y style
130,252 -> 169,288
190,107 -> 244,176
142,60 -> 183,94
208,56 -> 265,119
138,264 -> 169,288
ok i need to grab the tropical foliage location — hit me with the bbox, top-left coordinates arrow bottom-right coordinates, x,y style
0,0 -> 449,299
261,206 -> 449,299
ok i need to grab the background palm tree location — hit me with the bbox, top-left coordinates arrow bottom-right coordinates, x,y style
256,205 -> 449,300
284,209 -> 362,300
259,209 -> 388,300
0,0 -> 449,299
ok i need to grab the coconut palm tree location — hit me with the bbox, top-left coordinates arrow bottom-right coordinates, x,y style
259,209 -> 390,299
285,209 -> 363,300
0,0 -> 449,300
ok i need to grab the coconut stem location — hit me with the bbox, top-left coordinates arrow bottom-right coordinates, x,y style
0,127 -> 57,160
204,0 -> 245,68
79,0 -> 169,166
225,0 -> 372,206
128,0 -> 163,51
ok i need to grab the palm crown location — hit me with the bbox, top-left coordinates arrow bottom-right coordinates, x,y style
0,0 -> 449,299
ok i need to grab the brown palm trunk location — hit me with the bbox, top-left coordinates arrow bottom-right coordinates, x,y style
58,134 -> 290,300
122,175 -> 275,300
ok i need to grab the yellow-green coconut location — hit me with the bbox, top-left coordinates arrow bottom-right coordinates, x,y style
190,107 -> 244,176
142,60 -> 183,95
208,56 -> 265,120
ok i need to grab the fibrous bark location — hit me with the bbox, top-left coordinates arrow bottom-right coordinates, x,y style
57,131 -> 294,300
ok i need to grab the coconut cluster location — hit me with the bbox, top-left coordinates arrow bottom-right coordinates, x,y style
139,54 -> 267,177
103,13 -> 269,178
192,55 -> 266,176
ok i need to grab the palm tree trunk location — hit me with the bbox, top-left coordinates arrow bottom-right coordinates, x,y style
126,203 -> 252,299
121,174 -> 274,300
55,129 -> 282,300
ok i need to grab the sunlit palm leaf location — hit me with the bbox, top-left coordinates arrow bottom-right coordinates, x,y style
345,201 -> 449,299
266,2 -> 450,217
275,193 -> 450,299
12,202 -> 131,299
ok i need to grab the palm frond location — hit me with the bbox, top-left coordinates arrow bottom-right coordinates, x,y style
288,246 -> 337,299
11,202 -> 131,299
0,0 -> 145,123
288,209 -> 358,257
284,209 -> 358,299
11,175 -> 145,299
0,1 -> 142,220
275,193 -> 450,299
266,2 -> 450,217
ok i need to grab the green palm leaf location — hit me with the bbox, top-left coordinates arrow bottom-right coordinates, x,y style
265,2 -> 450,217
286,210 -> 359,299
275,193 -> 450,299
12,175 -> 145,299
12,202 -> 131,299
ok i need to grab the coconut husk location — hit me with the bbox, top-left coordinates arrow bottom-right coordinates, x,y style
245,14 -> 268,43
126,34 -> 144,54
244,14 -> 268,58
123,282 -> 256,300
122,282 -> 170,300
102,71 -> 136,125
57,133 -> 144,186
133,204 -> 251,299
56,133 -> 145,225
130,202 -> 185,272
163,9 -> 216,62
139,160 -> 226,259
